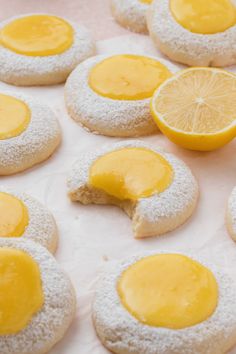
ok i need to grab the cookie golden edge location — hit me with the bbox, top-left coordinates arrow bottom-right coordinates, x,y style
67,140 -> 199,238
0,238 -> 76,354
147,0 -> 236,67
226,186 -> 236,241
0,186 -> 58,253
65,54 -> 179,137
0,13 -> 96,86
0,92 -> 61,175
110,0 -> 150,34
93,251 -> 236,354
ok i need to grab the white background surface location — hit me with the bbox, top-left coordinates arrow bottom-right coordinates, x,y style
1,34 -> 236,353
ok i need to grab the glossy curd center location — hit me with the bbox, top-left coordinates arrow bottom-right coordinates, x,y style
0,94 -> 31,140
89,54 -> 172,100
118,254 -> 218,329
0,192 -> 29,237
170,0 -> 236,34
139,0 -> 153,4
89,148 -> 173,200
0,15 -> 74,56
0,248 -> 44,334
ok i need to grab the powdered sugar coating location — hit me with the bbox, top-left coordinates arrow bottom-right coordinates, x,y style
93,251 -> 236,354
0,238 -> 76,354
0,186 -> 58,253
67,140 -> 198,238
0,13 -> 95,86
226,186 -> 236,241
65,54 -> 179,137
0,91 -> 61,175
147,0 -> 236,67
111,0 -> 150,34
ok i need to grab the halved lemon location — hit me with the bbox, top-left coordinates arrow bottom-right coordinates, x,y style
151,67 -> 236,151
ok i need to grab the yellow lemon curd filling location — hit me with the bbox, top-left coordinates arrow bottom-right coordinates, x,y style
118,254 -> 218,329
0,15 -> 74,56
139,0 -> 153,4
88,54 -> 172,100
89,148 -> 173,200
0,94 -> 31,140
0,192 -> 29,237
170,0 -> 236,34
0,248 -> 44,334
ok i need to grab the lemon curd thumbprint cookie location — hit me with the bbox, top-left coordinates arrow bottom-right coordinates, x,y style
111,0 -> 153,34
147,0 -> 236,67
226,186 -> 236,241
65,54 -> 178,137
0,239 -> 76,354
0,187 -> 58,253
93,252 -> 236,354
0,14 -> 95,85
67,141 -> 198,238
0,92 -> 61,175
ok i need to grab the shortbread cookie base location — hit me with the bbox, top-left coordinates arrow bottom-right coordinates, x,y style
0,14 -> 96,86
0,186 -> 58,253
0,239 -> 76,354
0,93 -> 61,175
111,0 -> 149,34
147,0 -> 236,67
65,55 -> 178,137
93,251 -> 236,354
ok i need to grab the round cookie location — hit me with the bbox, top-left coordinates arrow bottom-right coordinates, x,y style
65,54 -> 178,137
67,140 -> 198,238
150,67 -> 236,151
0,13 -> 95,85
111,0 -> 153,34
147,0 -> 236,67
93,251 -> 236,354
0,91 -> 61,175
0,238 -> 76,354
0,187 -> 58,253
226,186 -> 236,241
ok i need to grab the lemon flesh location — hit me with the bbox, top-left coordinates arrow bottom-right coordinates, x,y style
151,68 -> 236,151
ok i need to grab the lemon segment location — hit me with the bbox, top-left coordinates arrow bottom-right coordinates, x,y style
151,68 -> 236,151
170,0 -> 236,35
